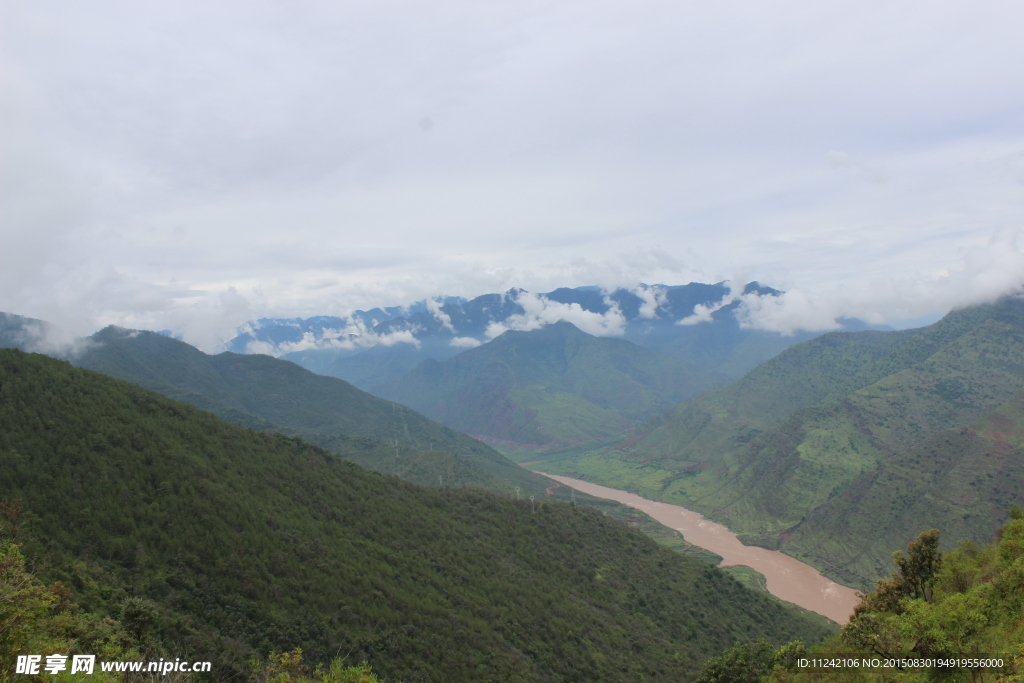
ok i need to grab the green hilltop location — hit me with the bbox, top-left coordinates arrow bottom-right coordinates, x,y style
0,348 -> 834,682
375,321 -> 726,450
537,296 -> 1024,588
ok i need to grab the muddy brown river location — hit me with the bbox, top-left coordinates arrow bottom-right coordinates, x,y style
536,472 -> 862,624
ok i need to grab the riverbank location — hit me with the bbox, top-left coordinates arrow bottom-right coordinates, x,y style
536,472 -> 861,624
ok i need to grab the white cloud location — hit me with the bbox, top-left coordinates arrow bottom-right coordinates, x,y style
245,317 -> 420,356
485,290 -> 626,338
633,284 -> 669,319
734,229 -> 1024,334
734,290 -> 845,335
156,287 -> 255,353
425,297 -> 455,333
450,336 -> 483,348
679,303 -> 720,326
9,318 -> 97,358
677,281 -> 756,326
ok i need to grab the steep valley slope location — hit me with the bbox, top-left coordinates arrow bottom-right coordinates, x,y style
538,296 -> 1024,589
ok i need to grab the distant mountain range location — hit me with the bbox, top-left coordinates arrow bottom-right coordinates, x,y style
227,282 -> 884,390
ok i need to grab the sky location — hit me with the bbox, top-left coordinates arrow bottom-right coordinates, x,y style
2,0 -> 1024,351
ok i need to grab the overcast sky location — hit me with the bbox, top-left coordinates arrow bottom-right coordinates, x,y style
3,0 -> 1024,350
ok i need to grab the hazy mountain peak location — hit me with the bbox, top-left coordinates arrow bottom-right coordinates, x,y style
214,281 -> 894,389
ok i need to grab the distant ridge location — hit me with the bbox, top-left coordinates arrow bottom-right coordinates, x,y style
0,316 -> 562,499
375,321 -> 727,449
227,282 -> 880,389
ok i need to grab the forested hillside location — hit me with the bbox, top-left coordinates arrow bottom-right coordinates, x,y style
0,349 -> 833,682
587,326 -> 921,468
538,296 -> 1024,588
375,321 -> 726,449
70,326 -> 559,499
784,387 -> 1024,585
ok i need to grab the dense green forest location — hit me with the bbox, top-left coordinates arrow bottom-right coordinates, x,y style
65,323 -> 753,555
0,349 -> 832,682
69,326 -> 561,499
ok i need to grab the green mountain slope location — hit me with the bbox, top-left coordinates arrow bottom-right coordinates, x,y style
603,327 -> 921,469
0,349 -> 833,682
0,311 -> 53,350
653,318 -> 825,381
783,387 -> 1024,584
72,326 -> 555,497
684,298 -> 1024,542
539,297 -> 1024,587
375,321 -> 726,449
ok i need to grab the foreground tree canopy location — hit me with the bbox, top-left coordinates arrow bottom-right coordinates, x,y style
694,507 -> 1024,682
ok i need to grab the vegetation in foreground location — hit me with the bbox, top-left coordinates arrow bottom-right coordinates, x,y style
1,528 -> 388,683
692,509 -> 1024,682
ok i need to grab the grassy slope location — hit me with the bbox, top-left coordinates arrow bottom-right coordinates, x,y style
537,297 -> 1024,586
72,327 -> 559,498
784,387 -> 1024,586
0,349 -> 833,682
375,321 -> 726,448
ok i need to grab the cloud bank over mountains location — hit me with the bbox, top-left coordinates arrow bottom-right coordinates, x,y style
239,316 -> 420,358
230,228 -> 1024,359
3,2 -> 1024,349
735,229 -> 1024,334
231,285 -> 684,358
8,228 -> 1023,356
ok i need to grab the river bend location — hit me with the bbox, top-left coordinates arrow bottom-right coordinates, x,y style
536,472 -> 861,624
